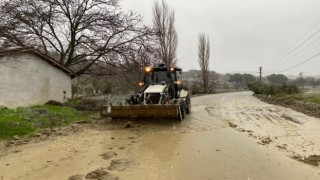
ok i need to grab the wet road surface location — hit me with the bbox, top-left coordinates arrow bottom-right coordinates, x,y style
1,91 -> 320,179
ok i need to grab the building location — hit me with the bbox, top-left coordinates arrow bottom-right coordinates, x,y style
0,48 -> 75,108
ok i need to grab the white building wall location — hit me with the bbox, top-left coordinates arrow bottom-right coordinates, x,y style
0,53 -> 72,108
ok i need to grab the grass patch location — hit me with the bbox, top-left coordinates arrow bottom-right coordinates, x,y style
273,94 -> 303,101
0,105 -> 96,140
304,96 -> 320,104
271,94 -> 320,104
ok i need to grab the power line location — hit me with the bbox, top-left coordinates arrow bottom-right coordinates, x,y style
271,19 -> 320,65
276,34 -> 320,65
279,51 -> 320,73
275,28 -> 320,65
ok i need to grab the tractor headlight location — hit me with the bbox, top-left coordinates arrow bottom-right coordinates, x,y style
144,67 -> 152,72
138,82 -> 144,86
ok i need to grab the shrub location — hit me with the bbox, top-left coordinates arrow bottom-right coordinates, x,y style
284,83 -> 300,94
248,82 -> 300,95
247,82 -> 266,94
190,83 -> 201,95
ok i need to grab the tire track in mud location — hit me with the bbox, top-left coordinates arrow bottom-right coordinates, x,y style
205,105 -> 320,166
0,110 -> 228,180
65,113 -> 224,180
64,130 -> 142,180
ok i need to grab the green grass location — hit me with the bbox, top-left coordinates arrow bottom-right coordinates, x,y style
273,94 -> 302,101
0,105 -> 96,140
272,94 -> 320,104
304,96 -> 320,104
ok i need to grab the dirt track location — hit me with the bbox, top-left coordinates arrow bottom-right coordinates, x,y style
1,91 -> 320,179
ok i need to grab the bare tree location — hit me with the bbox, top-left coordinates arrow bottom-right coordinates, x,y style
113,36 -> 160,92
0,0 -> 151,75
72,34 -> 160,95
198,33 -> 210,93
152,0 -> 178,66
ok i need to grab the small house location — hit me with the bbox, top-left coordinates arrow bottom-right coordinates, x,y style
0,48 -> 75,108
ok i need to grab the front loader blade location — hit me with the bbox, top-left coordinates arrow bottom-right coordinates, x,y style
100,104 -> 179,119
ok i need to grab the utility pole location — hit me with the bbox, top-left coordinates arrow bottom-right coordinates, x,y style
299,72 -> 304,89
259,66 -> 262,84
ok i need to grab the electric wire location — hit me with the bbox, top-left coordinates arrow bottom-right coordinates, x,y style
279,51 -> 320,73
270,19 -> 320,65
274,28 -> 320,65
277,35 -> 320,65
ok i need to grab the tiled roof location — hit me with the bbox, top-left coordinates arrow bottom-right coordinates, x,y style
0,47 -> 76,78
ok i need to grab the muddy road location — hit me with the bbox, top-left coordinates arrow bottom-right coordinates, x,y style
1,91 -> 320,179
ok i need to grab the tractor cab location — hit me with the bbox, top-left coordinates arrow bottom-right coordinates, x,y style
142,64 -> 182,99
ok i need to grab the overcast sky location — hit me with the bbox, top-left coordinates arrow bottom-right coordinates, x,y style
121,0 -> 320,76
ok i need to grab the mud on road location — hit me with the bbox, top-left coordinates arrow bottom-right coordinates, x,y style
0,109 -> 219,180
206,92 -> 320,166
1,91 -> 320,179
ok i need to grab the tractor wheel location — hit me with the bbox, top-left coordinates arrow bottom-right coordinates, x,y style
177,107 -> 183,121
186,101 -> 191,114
185,96 -> 191,114
179,101 -> 186,120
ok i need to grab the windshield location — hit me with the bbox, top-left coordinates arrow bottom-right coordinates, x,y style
144,71 -> 174,84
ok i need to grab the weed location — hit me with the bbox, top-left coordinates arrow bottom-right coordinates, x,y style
0,105 -> 96,140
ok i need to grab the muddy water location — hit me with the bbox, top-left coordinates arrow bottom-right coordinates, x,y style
1,92 -> 320,179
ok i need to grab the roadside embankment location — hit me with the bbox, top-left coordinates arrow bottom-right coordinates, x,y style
254,94 -> 320,118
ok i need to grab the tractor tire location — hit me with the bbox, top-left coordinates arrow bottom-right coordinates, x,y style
177,107 -> 183,121
179,101 -> 186,120
186,101 -> 191,114
185,96 -> 191,114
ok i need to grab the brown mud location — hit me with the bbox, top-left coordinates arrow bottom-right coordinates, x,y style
1,92 -> 320,180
